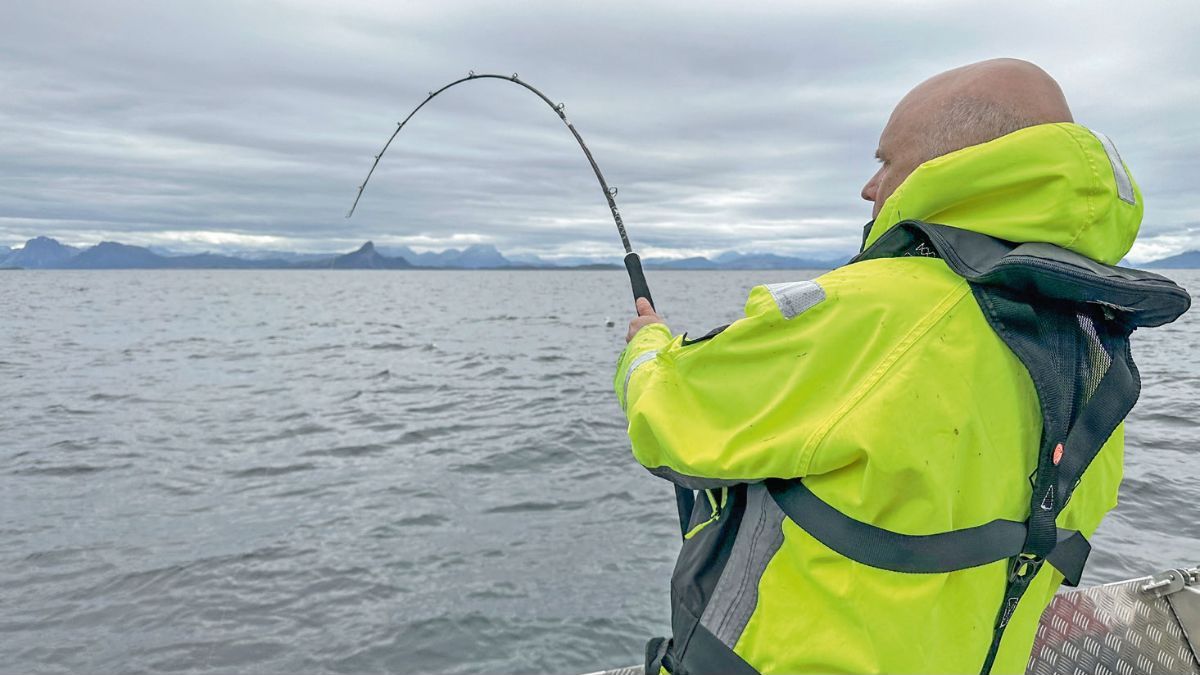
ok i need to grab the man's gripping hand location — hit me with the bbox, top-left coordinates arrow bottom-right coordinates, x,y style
626,297 -> 665,343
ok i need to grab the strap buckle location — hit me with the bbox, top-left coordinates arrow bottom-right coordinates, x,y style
1008,553 -> 1044,583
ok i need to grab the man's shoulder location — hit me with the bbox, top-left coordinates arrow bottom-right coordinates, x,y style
729,256 -> 979,385
817,255 -> 966,302
746,256 -> 969,324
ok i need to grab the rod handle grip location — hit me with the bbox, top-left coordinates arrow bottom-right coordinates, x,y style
624,252 -> 654,310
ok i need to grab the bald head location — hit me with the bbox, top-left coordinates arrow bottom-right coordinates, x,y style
862,58 -> 1073,218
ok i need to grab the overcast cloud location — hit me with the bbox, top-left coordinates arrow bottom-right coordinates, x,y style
1,1 -> 1197,261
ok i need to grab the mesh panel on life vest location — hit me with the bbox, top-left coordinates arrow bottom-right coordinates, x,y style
969,285 -> 1138,530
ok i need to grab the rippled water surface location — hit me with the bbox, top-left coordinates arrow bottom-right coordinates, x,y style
2,269 -> 1197,674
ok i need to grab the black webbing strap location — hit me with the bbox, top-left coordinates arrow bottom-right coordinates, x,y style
970,284 -> 1068,567
675,485 -> 696,539
765,478 -> 1091,586
672,620 -> 760,675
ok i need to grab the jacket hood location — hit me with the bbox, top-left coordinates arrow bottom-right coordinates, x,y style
864,123 -> 1142,266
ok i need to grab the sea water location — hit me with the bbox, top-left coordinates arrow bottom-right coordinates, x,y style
1,269 -> 1197,673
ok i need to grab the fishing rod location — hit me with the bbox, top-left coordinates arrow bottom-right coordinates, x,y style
346,71 -> 654,309
347,72 -> 698,538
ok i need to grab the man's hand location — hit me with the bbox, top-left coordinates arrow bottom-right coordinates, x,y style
626,297 -> 665,343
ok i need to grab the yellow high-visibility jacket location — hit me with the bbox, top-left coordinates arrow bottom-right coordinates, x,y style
616,123 -> 1188,674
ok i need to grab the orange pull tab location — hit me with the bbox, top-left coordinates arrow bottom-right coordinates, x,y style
1052,443 -> 1064,466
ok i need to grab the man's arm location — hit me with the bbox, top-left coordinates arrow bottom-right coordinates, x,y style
615,281 -> 833,488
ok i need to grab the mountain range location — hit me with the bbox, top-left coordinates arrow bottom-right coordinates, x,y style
0,236 -> 847,270
1142,250 -> 1200,269
4,235 -> 1199,270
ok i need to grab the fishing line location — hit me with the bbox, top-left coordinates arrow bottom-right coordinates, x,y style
346,71 -> 654,308
346,72 -> 696,537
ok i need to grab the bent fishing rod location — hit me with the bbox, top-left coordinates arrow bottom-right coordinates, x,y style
347,72 -> 700,537
345,71 -> 654,309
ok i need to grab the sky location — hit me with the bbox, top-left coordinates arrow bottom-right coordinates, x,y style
1,1 -> 1197,262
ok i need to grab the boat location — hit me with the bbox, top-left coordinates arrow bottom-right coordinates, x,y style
583,566 -> 1200,675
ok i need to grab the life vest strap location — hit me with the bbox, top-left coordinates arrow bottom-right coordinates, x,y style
766,478 -> 1091,586
674,486 -> 696,539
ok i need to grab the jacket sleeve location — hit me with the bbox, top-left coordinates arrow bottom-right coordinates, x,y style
614,280 -> 838,488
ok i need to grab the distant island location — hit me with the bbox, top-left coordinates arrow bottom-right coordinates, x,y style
2,236 -> 1196,270
0,236 -> 848,271
1140,250 -> 1200,269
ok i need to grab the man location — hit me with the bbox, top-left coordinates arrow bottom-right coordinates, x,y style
616,59 -> 1190,674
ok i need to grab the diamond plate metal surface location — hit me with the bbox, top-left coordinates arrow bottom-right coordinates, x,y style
1028,575 -> 1200,675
